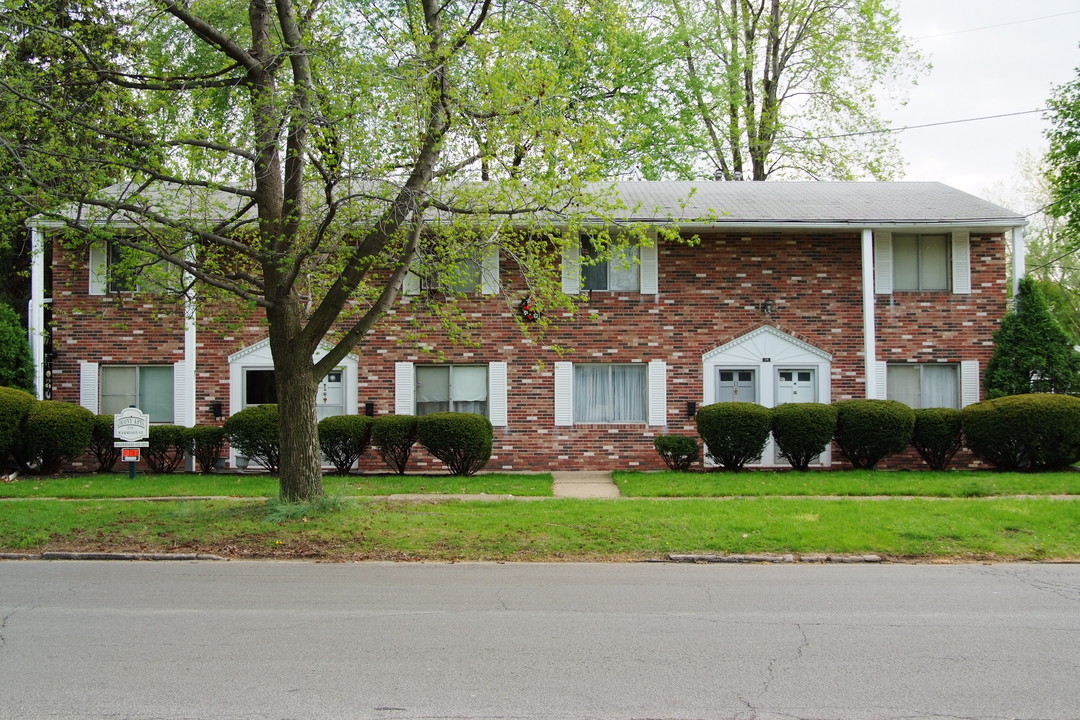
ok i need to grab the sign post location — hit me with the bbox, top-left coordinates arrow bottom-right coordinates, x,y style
114,407 -> 150,479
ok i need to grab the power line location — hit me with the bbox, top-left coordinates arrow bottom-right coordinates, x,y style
915,11 -> 1080,40
785,108 -> 1048,142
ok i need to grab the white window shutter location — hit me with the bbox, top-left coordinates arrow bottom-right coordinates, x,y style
173,361 -> 190,426
488,361 -> 507,427
553,361 -> 573,426
395,362 -> 415,415
89,243 -> 107,295
873,232 -> 892,295
79,361 -> 99,413
480,244 -> 500,295
640,230 -> 659,295
960,360 -> 980,407
874,361 -> 888,400
561,234 -> 581,295
647,359 -> 667,426
952,231 -> 971,294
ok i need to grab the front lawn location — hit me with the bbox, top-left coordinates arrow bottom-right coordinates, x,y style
0,472 -> 553,499
1,496 -> 1077,561
613,469 -> 1080,498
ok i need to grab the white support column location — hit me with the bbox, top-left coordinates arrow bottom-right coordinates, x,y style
861,229 -> 878,398
183,257 -> 198,470
1012,226 -> 1026,296
29,225 -> 46,399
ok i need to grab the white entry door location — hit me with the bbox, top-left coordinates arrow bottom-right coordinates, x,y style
317,369 -> 344,420
716,369 -> 756,403
776,369 -> 816,404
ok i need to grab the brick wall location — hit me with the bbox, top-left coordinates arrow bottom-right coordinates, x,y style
48,228 -> 1007,472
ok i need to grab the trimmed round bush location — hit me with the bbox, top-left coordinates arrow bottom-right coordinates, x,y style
15,400 -> 93,474
145,424 -> 187,473
372,414 -> 418,474
89,414 -> 121,472
962,393 -> 1080,471
771,402 -> 837,471
833,399 -> 915,469
224,404 -> 280,472
417,412 -> 493,477
654,434 -> 700,471
0,386 -> 36,469
187,425 -> 227,474
695,402 -> 772,471
911,408 -> 963,471
318,414 -> 373,475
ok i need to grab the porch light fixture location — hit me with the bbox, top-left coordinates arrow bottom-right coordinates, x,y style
364,401 -> 375,417
687,401 -> 697,418
761,299 -> 775,316
209,401 -> 224,420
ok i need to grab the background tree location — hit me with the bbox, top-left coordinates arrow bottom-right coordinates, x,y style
0,0 -> 656,501
1046,63 -> 1080,244
640,0 -> 923,181
0,302 -> 33,391
985,276 -> 1080,398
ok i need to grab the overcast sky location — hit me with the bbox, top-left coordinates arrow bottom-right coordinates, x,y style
890,0 -> 1080,211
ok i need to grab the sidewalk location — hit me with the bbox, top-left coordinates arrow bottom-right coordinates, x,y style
551,471 -> 621,499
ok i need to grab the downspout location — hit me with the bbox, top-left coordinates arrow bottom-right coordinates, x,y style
1012,225 -> 1026,296
861,229 -> 877,398
28,224 -> 47,399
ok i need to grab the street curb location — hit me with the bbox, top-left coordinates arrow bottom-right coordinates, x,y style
1,552 -> 226,561
668,553 -> 882,564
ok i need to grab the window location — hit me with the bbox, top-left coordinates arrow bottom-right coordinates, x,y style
573,364 -> 647,423
581,234 -> 640,291
893,234 -> 949,291
416,365 -> 488,416
404,244 -> 498,296
420,258 -> 482,294
100,365 -> 174,422
887,363 -> 959,409
90,239 -> 179,295
245,369 -> 277,406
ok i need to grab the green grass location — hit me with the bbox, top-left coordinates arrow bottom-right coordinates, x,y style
2,496 -> 1077,561
0,472 -> 553,499
613,469 -> 1080,498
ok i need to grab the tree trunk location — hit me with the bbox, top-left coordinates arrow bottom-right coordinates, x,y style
268,310 -> 324,503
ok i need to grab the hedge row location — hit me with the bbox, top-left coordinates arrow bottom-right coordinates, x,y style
660,394 -> 1080,472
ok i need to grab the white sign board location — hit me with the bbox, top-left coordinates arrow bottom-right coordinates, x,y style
114,407 -> 151,442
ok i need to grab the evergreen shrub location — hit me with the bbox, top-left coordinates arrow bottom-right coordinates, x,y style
224,404 -> 280,472
145,425 -> 187,473
0,386 -> 36,469
833,399 -> 915,469
15,400 -> 93,474
318,414 -> 373,475
962,393 -> 1080,471
371,414 -> 418,474
771,402 -> 837,471
417,412 -> 493,477
89,414 -> 121,472
188,425 -> 227,473
653,434 -> 700,471
695,402 -> 771,470
911,407 -> 964,470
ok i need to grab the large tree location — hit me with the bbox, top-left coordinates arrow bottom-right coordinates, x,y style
641,0 -> 922,181
1046,63 -> 1080,255
0,0 -> 655,501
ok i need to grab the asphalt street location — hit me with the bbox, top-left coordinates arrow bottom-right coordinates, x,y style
1,560 -> 1078,720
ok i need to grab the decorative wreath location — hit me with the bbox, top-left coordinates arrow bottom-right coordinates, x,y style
517,297 -> 541,323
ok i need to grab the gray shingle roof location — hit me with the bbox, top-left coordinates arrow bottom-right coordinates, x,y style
596,181 -> 1026,228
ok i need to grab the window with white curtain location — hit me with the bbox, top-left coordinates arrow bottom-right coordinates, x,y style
100,365 -> 174,422
581,234 -> 640,292
416,365 -> 488,416
893,234 -> 950,290
887,364 -> 959,409
573,364 -> 647,423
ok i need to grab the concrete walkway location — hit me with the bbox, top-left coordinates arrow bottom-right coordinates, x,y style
551,471 -> 621,499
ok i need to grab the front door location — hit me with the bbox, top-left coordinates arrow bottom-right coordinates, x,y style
317,370 -> 344,419
717,369 -> 756,403
776,369 -> 816,405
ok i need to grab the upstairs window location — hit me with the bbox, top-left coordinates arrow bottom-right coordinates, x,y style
892,234 -> 950,291
581,234 -> 640,292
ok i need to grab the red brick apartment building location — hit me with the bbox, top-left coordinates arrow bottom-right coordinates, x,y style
28,181 -> 1027,470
